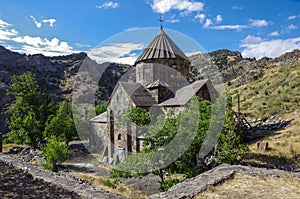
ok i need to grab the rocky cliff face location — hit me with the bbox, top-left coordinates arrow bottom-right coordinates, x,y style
190,49 -> 300,87
0,46 -> 131,133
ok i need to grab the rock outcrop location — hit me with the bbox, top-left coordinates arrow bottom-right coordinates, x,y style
148,164 -> 300,199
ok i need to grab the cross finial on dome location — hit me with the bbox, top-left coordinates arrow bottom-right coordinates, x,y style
158,16 -> 164,29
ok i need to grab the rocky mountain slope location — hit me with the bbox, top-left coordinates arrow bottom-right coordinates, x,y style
0,46 -> 131,133
0,46 -> 300,134
190,49 -> 300,87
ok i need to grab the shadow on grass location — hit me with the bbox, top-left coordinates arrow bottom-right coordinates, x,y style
243,152 -> 299,171
241,120 -> 292,144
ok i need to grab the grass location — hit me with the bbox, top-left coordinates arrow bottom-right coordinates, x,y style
229,61 -> 300,118
228,61 -> 300,166
2,143 -> 28,153
195,174 -> 300,199
78,173 -> 148,199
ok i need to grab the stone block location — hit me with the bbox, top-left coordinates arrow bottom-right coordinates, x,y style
257,141 -> 269,151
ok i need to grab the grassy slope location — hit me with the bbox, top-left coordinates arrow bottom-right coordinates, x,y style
228,61 -> 300,166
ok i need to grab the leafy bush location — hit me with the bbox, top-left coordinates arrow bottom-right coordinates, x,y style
110,168 -> 132,178
87,102 -> 107,119
44,101 -> 76,144
104,179 -> 119,189
161,178 -> 180,192
41,136 -> 70,172
129,107 -> 151,126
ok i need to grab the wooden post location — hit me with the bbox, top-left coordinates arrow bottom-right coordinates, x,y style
0,134 -> 2,153
237,93 -> 241,124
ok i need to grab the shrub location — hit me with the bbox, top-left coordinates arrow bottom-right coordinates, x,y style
41,136 -> 70,172
104,179 -> 119,189
161,178 -> 180,192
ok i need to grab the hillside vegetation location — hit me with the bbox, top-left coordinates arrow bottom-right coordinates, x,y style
228,61 -> 300,166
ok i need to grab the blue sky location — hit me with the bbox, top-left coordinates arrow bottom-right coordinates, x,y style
0,0 -> 300,64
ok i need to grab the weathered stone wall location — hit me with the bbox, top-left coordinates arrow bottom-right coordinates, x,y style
89,122 -> 107,154
107,84 -> 137,162
0,153 -> 127,199
148,164 -> 300,199
136,59 -> 189,89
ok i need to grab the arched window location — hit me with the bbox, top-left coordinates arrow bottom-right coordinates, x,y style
117,134 -> 122,140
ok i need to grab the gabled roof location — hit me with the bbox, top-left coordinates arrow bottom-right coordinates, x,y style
119,82 -> 155,107
146,79 -> 169,89
135,27 -> 191,65
159,79 -> 212,106
89,111 -> 107,123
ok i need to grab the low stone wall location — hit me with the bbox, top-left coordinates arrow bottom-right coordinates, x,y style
148,164 -> 300,199
0,153 -> 127,199
2,152 -> 299,199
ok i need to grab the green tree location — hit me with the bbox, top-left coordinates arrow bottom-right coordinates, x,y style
95,101 -> 107,115
87,101 -> 107,119
41,135 -> 70,172
128,107 -> 151,126
6,72 -> 53,148
111,97 -> 248,191
44,101 -> 77,144
216,109 -> 248,164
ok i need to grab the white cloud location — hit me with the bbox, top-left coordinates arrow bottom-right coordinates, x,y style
12,36 -> 77,56
240,35 -> 300,59
185,51 -> 202,56
42,19 -> 56,27
0,18 -> 78,56
287,24 -> 297,30
88,43 -> 145,65
30,16 -> 56,28
269,31 -> 279,37
232,6 -> 243,10
0,19 -> 18,40
150,0 -> 204,14
30,15 -> 42,28
203,18 -> 213,28
201,15 -> 247,31
240,35 -> 263,45
124,27 -> 141,31
165,14 -> 180,23
249,19 -> 269,27
215,15 -> 222,23
288,15 -> 296,20
208,24 -> 248,31
0,29 -> 18,40
0,19 -> 11,28
166,19 -> 180,23
96,1 -> 119,9
194,13 -> 206,23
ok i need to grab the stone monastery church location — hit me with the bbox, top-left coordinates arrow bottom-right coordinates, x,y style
90,26 -> 218,165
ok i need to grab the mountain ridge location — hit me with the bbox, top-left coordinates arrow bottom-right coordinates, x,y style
0,45 -> 299,133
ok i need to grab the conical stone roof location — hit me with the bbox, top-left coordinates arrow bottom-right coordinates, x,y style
135,27 -> 190,65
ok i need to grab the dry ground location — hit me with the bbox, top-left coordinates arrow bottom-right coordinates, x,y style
195,173 -> 300,199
